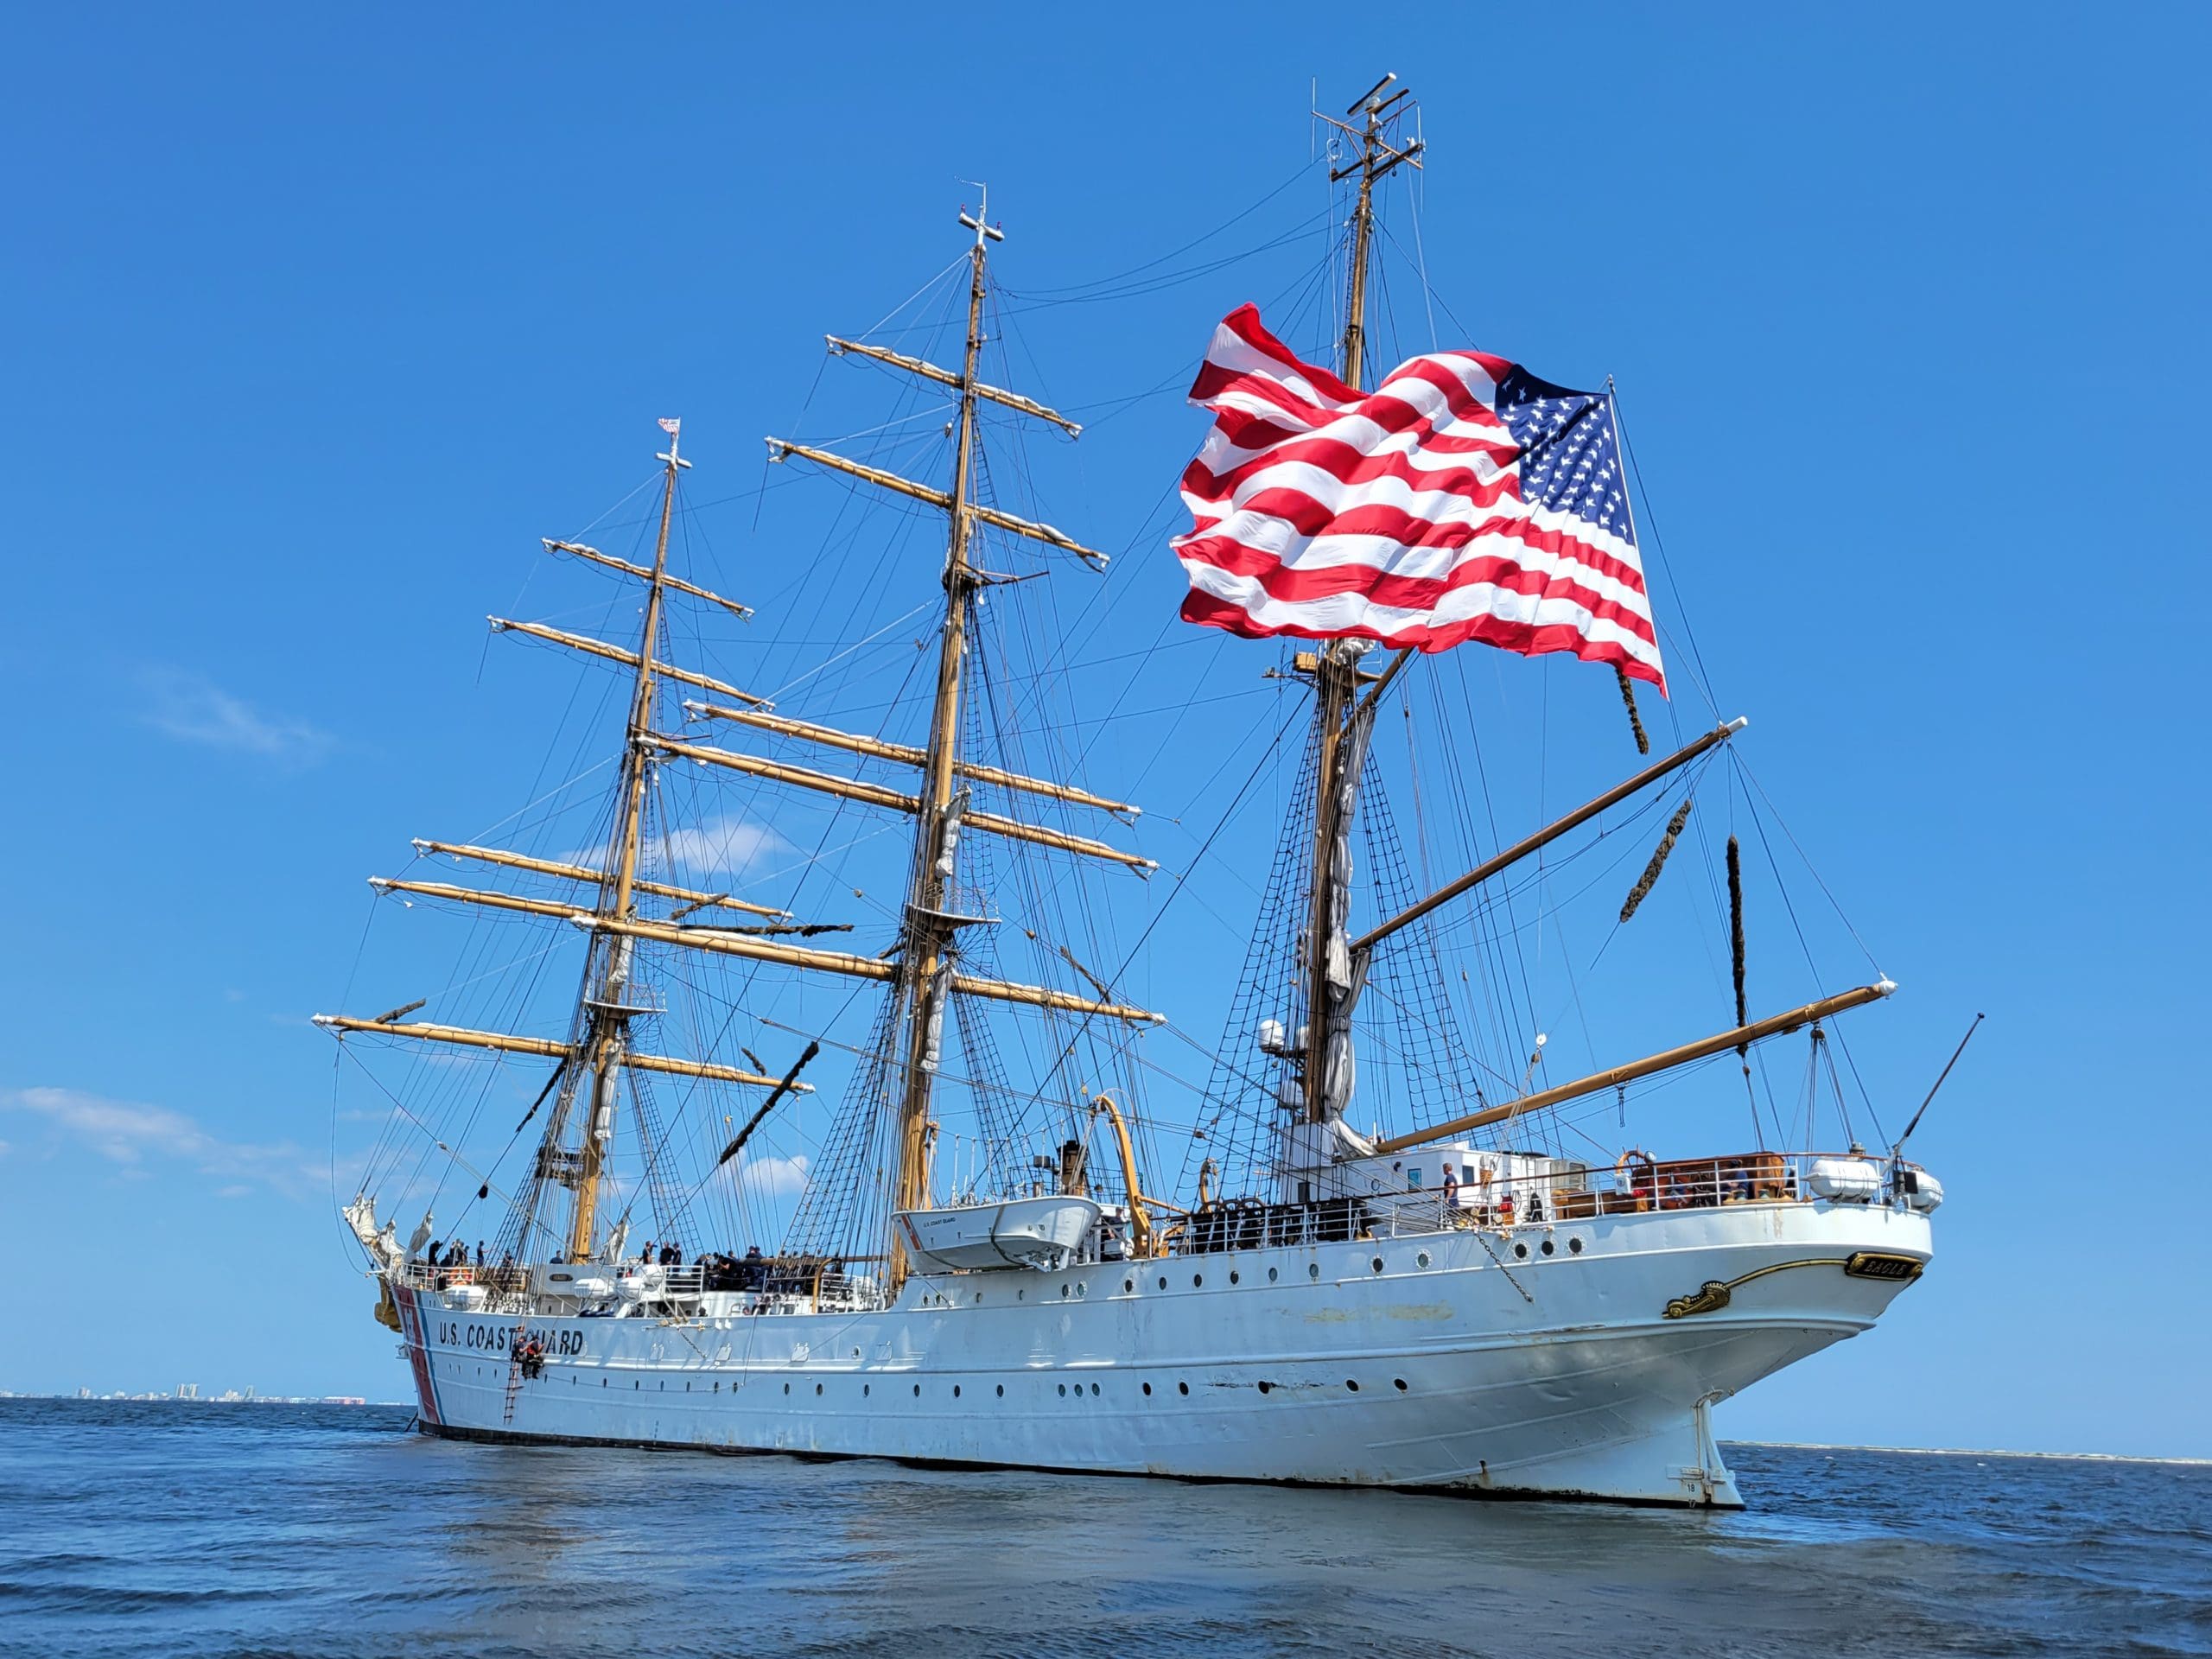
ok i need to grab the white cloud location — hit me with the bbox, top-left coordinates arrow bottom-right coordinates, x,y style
567,814 -> 785,881
138,669 -> 333,762
1,1086 -> 322,1199
731,1152 -> 810,1198
654,814 -> 785,879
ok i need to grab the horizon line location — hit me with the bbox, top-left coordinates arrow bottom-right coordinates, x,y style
1729,1439 -> 2211,1468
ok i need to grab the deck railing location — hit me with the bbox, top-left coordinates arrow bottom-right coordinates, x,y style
396,1152 -> 1906,1292
397,1256 -> 881,1312
1382,1150 -> 1891,1235
1175,1149 -> 1905,1253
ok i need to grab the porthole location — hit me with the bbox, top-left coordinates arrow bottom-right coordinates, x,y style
1540,1239 -> 1555,1256
1416,1251 -> 1431,1269
814,1382 -> 823,1396
863,1384 -> 870,1397
1017,1288 -> 1025,1300
1058,1383 -> 1067,1397
1394,1378 -> 1408,1391
1229,1270 -> 1240,1285
1569,1236 -> 1585,1255
1124,1279 -> 1135,1294
1308,1263 -> 1320,1281
953,1385 -> 962,1398
713,1382 -> 720,1394
975,1292 -> 982,1303
1268,1268 -> 1278,1283
1345,1380 -> 1360,1392
1514,1243 -> 1529,1260
912,1384 -> 920,1396
1061,1284 -> 1070,1298
1256,1381 -> 1273,1395
1178,1382 -> 1190,1395
1142,1382 -> 1153,1396
995,1384 -> 1003,1397
783,1383 -> 790,1395
1090,1382 -> 1100,1396
1192,1274 -> 1204,1288
1370,1256 -> 1384,1274
1076,1283 -> 1086,1299
1158,1276 -> 1168,1289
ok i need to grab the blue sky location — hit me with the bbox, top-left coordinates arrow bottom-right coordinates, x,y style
1,5 -> 2205,1456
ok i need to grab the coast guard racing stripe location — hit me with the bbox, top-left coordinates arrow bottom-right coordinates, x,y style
393,1284 -> 443,1427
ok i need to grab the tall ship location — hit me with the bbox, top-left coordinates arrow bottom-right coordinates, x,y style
324,81 -> 1944,1508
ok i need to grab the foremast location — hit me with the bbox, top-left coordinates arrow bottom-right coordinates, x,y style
893,208 -> 994,1234
319,423 -> 812,1271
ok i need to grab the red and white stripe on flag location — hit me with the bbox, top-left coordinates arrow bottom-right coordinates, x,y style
1171,305 -> 1665,691
658,417 -> 682,435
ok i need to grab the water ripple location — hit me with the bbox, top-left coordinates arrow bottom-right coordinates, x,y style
0,1402 -> 2204,1658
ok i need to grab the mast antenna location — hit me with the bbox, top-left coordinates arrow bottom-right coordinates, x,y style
957,180 -> 1005,248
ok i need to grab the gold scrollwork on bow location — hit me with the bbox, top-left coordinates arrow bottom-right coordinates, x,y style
1663,1280 -> 1735,1319
1660,1251 -> 1926,1318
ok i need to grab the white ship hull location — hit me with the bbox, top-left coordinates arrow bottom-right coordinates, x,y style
387,1198 -> 1929,1507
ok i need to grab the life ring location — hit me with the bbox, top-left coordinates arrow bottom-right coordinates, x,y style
1617,1148 -> 1657,1198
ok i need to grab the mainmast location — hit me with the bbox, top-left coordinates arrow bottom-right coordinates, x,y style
1300,78 -> 1422,1127
891,205 -> 996,1231
753,194 -> 1160,1290
566,421 -> 690,1259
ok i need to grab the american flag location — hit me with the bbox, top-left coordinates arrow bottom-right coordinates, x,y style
1172,305 -> 1665,690
658,417 -> 682,436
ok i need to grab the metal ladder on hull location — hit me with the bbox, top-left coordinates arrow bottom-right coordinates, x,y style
501,1327 -> 538,1425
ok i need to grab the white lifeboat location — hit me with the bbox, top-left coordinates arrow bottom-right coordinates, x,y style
898,1194 -> 1101,1273
615,1265 -> 664,1301
1902,1167 -> 1945,1212
1807,1157 -> 1882,1201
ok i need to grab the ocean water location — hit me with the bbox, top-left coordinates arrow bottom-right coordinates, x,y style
1,1400 -> 2205,1658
